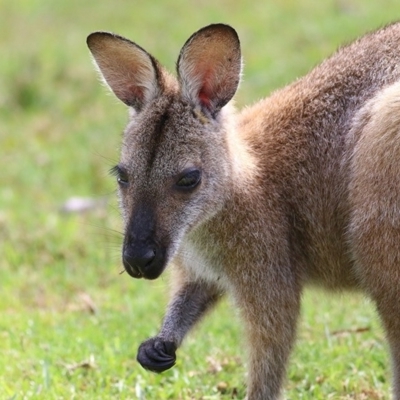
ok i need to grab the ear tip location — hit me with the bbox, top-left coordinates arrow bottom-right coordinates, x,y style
87,31 -> 107,49
178,23 -> 240,62
86,31 -> 120,50
202,23 -> 236,31
199,23 -> 239,40
214,23 -> 238,34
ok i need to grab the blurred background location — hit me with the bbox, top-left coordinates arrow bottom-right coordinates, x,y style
1,0 -> 400,398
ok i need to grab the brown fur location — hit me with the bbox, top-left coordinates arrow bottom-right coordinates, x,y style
87,22 -> 400,399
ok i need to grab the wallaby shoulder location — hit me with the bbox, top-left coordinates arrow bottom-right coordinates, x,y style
233,22 -> 400,214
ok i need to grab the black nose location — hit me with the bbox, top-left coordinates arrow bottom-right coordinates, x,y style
123,247 -> 156,278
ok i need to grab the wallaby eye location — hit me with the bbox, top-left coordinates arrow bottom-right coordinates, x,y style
117,175 -> 129,186
110,165 -> 129,187
175,169 -> 202,190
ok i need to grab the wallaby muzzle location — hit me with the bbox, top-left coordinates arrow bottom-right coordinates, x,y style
122,241 -> 165,280
122,204 -> 166,280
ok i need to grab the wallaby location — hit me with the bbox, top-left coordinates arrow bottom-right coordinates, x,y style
87,22 -> 400,399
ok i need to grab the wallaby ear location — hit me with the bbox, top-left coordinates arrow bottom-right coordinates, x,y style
177,24 -> 241,116
87,32 -> 162,111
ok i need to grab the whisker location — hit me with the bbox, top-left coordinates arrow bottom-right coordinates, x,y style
90,150 -> 119,165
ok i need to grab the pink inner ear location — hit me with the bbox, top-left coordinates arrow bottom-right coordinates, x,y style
196,66 -> 214,109
127,84 -> 144,100
119,84 -> 144,106
198,90 -> 211,108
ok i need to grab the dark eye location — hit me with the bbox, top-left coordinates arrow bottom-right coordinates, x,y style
110,165 -> 129,187
175,169 -> 201,190
117,174 -> 129,186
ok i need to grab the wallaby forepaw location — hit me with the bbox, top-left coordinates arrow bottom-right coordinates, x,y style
137,337 -> 177,373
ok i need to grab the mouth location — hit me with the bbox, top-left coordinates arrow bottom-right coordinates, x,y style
123,263 -> 144,279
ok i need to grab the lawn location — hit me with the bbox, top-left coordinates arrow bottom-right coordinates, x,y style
1,0 -> 400,398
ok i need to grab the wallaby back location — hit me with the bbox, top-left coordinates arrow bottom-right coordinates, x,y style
88,22 -> 400,399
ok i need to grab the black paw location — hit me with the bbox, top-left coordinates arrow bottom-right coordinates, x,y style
137,337 -> 177,373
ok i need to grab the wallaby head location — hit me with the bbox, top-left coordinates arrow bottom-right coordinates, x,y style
87,24 -> 242,280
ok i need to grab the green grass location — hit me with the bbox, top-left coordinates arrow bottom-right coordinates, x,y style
1,0 -> 400,398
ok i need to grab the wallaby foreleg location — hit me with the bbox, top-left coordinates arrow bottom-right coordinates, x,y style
137,280 -> 222,372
